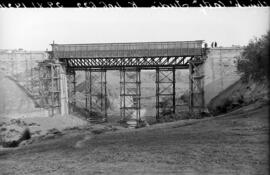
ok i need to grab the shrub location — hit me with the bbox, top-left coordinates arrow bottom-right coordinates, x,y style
237,31 -> 269,82
19,128 -> 31,142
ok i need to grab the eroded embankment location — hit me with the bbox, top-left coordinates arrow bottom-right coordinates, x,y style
207,78 -> 269,116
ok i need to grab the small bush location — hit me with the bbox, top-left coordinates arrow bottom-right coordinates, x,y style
19,128 -> 31,142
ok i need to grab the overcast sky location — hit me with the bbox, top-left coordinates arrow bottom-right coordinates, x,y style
0,8 -> 269,51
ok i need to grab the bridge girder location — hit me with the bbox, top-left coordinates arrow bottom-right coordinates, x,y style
63,56 -> 194,70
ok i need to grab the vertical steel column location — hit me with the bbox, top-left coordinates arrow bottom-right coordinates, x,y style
156,68 -> 175,122
104,71 -> 107,120
172,67 -> 176,114
120,69 -> 126,121
51,64 -> 61,116
89,71 -> 92,114
189,63 -> 194,114
101,69 -> 107,120
136,69 -> 141,124
120,68 -> 141,127
156,68 -> 160,121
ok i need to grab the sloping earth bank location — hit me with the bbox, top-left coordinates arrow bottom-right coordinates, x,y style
0,72 -> 88,145
208,78 -> 269,116
0,103 -> 268,175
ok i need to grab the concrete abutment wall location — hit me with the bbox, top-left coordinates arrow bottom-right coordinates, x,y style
201,47 -> 244,106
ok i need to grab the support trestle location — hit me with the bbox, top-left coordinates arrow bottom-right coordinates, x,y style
38,63 -> 61,116
85,69 -> 107,122
156,67 -> 176,122
120,68 -> 141,128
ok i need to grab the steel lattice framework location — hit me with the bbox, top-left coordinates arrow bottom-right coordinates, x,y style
46,40 -> 206,125
120,69 -> 141,128
85,70 -> 107,122
156,68 -> 176,122
38,62 -> 61,116
65,56 -> 193,69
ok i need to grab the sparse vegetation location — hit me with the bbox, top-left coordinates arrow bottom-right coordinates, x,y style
237,31 -> 269,82
0,128 -> 31,148
208,32 -> 269,116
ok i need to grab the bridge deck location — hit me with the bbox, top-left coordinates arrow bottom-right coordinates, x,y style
52,41 -> 205,69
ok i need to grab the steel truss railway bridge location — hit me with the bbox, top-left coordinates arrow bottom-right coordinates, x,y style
39,40 -> 207,127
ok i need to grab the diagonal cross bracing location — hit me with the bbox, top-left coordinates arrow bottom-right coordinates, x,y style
120,69 -> 141,127
85,70 -> 107,120
65,56 -> 193,70
156,68 -> 176,122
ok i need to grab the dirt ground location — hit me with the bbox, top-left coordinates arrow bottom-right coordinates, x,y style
0,103 -> 268,175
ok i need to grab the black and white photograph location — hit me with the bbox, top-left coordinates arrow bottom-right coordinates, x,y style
0,7 -> 269,174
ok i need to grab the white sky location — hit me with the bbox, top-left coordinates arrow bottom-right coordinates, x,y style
0,8 -> 269,51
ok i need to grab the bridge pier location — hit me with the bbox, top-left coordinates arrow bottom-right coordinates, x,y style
120,68 -> 141,128
189,59 -> 205,116
67,69 -> 76,113
156,67 -> 176,122
59,64 -> 69,115
85,69 -> 107,121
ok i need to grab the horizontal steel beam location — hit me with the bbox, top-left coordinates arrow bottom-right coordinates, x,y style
62,56 -> 202,70
67,65 -> 189,70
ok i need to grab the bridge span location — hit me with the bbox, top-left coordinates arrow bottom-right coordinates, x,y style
39,40 -> 207,127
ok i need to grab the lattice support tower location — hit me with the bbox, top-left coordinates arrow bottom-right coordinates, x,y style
85,69 -> 107,121
156,67 -> 176,122
189,59 -> 205,116
38,63 -> 61,116
120,68 -> 141,127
